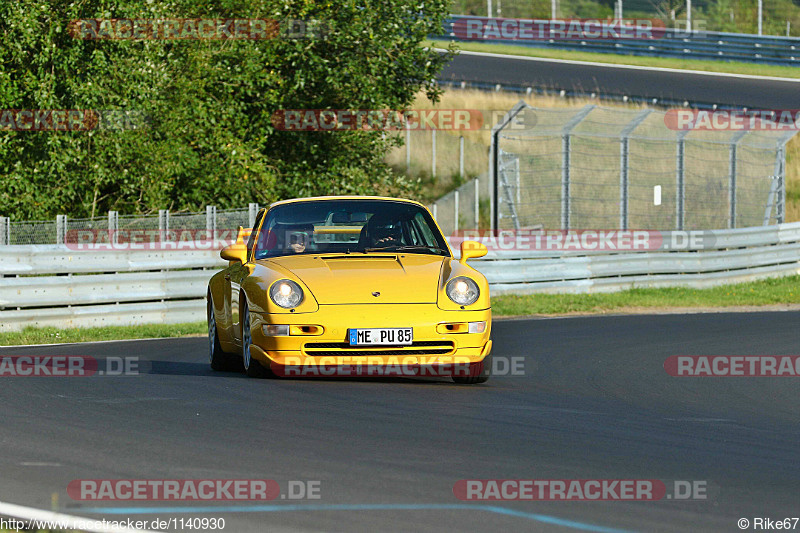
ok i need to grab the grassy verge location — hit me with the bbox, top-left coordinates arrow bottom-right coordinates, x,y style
493,275 -> 800,315
0,322 -> 206,347
427,39 -> 800,79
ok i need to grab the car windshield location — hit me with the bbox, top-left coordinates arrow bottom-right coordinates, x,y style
253,199 -> 449,259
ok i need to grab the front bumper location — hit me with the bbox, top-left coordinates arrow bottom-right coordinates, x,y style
249,303 -> 491,368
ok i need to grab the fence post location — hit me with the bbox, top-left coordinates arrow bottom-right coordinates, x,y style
560,105 -> 595,231
459,135 -> 464,177
776,146 -> 786,224
56,215 -> 67,244
454,190 -> 460,233
490,102 -> 528,232
248,203 -> 259,227
676,131 -> 689,230
406,128 -> 411,172
619,137 -> 629,230
159,209 -> 169,243
728,144 -> 737,229
619,109 -> 652,231
562,135 -> 571,230
108,210 -> 118,245
0,216 -> 7,246
433,203 -> 438,220
206,205 -> 217,238
431,129 -> 436,178
474,178 -> 480,230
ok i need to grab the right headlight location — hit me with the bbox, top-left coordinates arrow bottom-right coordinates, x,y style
270,279 -> 304,309
446,276 -> 479,306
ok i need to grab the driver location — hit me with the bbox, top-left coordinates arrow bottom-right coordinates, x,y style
369,216 -> 403,248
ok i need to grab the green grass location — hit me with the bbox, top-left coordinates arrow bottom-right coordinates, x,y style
493,275 -> 800,315
0,321 -> 206,347
428,39 -> 800,79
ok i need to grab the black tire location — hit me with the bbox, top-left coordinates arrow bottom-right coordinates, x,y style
452,354 -> 491,385
208,295 -> 235,371
241,299 -> 271,378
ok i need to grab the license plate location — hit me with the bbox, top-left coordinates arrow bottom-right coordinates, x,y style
348,328 -> 413,346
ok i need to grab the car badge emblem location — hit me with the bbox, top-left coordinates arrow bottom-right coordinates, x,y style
372,291 -> 380,297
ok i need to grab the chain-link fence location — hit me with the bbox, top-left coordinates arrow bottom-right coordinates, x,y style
429,175 -> 490,236
491,102 -> 797,231
0,205 -> 260,246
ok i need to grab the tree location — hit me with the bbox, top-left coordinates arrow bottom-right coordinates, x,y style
0,0 -> 455,219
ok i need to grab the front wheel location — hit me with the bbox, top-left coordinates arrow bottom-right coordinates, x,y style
241,299 -> 271,378
452,354 -> 491,385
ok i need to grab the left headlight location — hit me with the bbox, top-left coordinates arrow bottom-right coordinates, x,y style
270,279 -> 304,309
446,276 -> 480,306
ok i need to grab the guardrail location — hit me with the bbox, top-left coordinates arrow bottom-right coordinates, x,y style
1,222 -> 799,331
436,15 -> 800,66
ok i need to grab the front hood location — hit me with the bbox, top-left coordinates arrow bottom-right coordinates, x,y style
262,254 -> 445,304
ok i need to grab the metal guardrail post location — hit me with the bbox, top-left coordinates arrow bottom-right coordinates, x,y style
619,110 -> 652,230
206,205 -> 217,238
56,215 -> 67,244
432,203 -> 437,220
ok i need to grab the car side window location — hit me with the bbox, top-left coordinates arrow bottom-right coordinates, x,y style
411,213 -> 438,247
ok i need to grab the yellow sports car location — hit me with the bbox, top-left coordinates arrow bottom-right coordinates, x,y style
206,196 -> 492,384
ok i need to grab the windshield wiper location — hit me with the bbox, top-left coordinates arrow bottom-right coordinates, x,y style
363,245 -> 447,254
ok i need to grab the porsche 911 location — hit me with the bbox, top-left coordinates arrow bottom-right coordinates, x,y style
207,196 -> 492,383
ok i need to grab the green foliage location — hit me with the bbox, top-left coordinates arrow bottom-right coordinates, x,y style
0,0 -> 454,218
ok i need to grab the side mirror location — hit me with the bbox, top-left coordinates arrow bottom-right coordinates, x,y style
220,244 -> 248,264
459,240 -> 487,264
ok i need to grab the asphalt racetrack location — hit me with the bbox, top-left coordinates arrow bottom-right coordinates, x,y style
1,311 -> 799,532
440,50 -> 800,109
